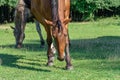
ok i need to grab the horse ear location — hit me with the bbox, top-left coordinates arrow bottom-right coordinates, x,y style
63,18 -> 71,25
10,26 -> 15,30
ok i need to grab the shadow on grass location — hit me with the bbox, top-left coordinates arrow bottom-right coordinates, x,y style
1,36 -> 120,60
0,54 -> 50,72
1,36 -> 120,70
70,36 -> 120,60
0,40 -> 47,52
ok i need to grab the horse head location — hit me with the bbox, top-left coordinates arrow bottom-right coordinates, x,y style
52,18 -> 71,61
11,0 -> 27,48
11,26 -> 25,48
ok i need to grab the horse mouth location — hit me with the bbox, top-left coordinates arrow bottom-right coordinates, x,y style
57,56 -> 64,61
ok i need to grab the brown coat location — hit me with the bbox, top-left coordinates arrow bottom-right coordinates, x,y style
31,0 -> 72,70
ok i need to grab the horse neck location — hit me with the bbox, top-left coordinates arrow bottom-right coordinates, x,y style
58,0 -> 65,21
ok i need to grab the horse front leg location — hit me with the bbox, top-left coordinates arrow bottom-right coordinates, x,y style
45,27 -> 56,66
35,20 -> 45,47
65,35 -> 73,70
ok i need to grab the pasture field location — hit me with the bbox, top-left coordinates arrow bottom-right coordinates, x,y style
0,17 -> 120,80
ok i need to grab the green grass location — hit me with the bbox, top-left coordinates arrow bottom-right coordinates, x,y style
0,17 -> 120,80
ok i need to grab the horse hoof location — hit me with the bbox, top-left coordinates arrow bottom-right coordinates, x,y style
47,62 -> 54,66
66,66 -> 73,70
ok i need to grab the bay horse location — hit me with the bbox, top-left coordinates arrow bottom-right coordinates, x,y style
13,0 -> 72,70
11,0 -> 45,48
29,0 -> 73,70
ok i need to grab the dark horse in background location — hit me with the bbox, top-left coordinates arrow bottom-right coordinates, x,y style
11,0 -> 45,48
13,0 -> 73,70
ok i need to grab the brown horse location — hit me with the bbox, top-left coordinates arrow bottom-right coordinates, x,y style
30,0 -> 73,70
11,0 -> 45,48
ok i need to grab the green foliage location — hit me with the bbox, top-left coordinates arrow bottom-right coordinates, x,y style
71,0 -> 120,20
0,0 -> 17,7
8,0 -> 18,7
0,0 -> 120,21
71,0 -> 120,12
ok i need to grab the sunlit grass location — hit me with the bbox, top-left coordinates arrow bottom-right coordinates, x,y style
0,17 -> 120,80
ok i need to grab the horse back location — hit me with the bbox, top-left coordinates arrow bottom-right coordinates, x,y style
31,0 -> 70,26
31,0 -> 52,22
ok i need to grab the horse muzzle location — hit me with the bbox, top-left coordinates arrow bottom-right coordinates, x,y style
57,56 -> 65,61
15,42 -> 22,48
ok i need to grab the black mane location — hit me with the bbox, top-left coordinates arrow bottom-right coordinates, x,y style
51,0 -> 61,31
